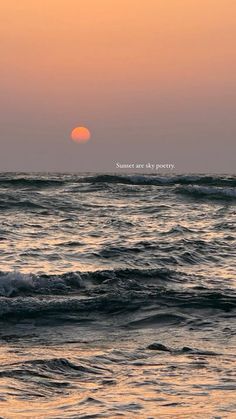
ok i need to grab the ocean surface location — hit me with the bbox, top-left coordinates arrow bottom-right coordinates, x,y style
0,172 -> 235,418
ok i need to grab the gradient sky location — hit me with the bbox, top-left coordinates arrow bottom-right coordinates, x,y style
1,0 -> 235,172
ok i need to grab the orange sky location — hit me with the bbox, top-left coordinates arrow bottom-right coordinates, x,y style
1,0 -> 236,171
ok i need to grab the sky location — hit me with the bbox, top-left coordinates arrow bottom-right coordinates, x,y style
0,0 -> 235,173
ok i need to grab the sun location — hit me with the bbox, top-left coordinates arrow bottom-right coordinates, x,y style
71,126 -> 91,143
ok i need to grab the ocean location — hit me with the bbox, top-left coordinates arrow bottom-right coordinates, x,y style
0,172 -> 235,418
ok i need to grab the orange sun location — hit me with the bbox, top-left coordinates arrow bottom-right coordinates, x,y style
71,126 -> 91,143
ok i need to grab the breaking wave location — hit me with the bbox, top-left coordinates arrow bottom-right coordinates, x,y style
0,270 -> 235,321
177,185 -> 236,200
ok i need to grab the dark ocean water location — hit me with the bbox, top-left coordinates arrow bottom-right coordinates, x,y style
0,173 -> 235,418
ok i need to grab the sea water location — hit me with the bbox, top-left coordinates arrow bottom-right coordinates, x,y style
0,173 -> 235,418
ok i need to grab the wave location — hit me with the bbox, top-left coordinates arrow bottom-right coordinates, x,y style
177,185 -> 236,200
0,357 -> 107,379
147,342 -> 219,356
0,269 -> 176,297
0,197 -> 45,210
81,174 -> 236,187
0,357 -> 110,399
0,174 -> 235,190
0,270 -> 235,321
0,177 -> 64,189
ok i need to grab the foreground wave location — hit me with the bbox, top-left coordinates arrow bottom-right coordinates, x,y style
0,269 -> 235,323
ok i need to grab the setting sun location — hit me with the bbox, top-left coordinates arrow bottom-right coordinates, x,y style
71,126 -> 91,143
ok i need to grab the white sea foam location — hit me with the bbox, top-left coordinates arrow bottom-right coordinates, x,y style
0,271 -> 34,297
180,185 -> 236,198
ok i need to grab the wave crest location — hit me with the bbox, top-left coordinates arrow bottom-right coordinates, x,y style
177,185 -> 236,200
81,174 -> 236,187
0,269 -> 235,321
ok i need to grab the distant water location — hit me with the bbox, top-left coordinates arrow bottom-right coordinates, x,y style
0,172 -> 235,418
